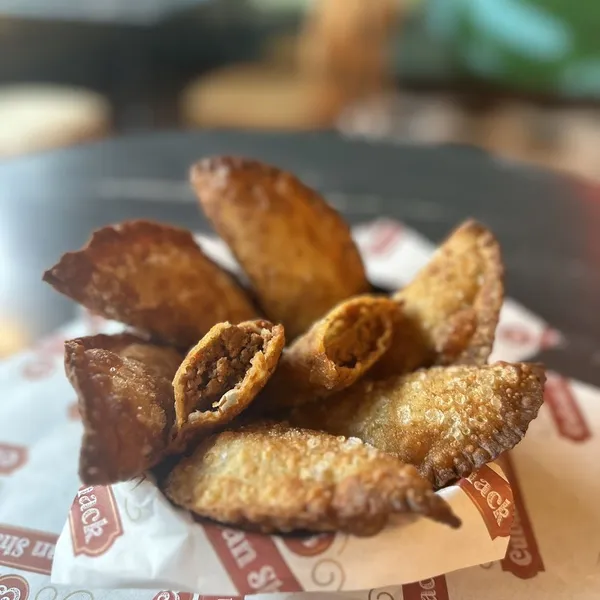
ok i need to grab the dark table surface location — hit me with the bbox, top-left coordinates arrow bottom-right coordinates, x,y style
1,130 -> 599,385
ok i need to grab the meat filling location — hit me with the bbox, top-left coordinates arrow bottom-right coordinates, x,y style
184,326 -> 267,413
323,307 -> 387,368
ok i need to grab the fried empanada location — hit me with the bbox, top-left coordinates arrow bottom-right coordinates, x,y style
44,220 -> 257,348
173,320 -> 284,440
65,334 -> 183,485
255,295 -> 399,412
165,422 -> 460,535
191,156 -> 369,339
373,220 -> 503,377
290,362 -> 545,488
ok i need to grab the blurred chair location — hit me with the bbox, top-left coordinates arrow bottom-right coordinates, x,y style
181,0 -> 399,130
298,0 -> 398,98
181,64 -> 346,130
0,84 -> 111,157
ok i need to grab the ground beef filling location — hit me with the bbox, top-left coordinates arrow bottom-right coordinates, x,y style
324,309 -> 387,368
184,327 -> 266,412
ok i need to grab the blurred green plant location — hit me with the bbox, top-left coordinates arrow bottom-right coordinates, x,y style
425,0 -> 600,97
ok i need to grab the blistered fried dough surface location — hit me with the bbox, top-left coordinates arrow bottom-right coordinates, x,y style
64,334 -> 183,485
173,320 -> 284,438
165,423 -> 460,535
191,157 -> 369,339
43,220 -> 257,347
256,296 -> 399,411
290,362 -> 545,488
374,220 -> 503,377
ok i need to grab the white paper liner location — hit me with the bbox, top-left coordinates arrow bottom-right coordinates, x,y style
50,461 -> 512,593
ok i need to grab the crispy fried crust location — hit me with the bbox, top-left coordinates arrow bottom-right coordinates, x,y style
373,220 -> 504,378
173,320 -> 284,440
165,423 -> 460,535
65,334 -> 183,485
191,156 -> 370,339
290,362 -> 545,488
255,295 -> 399,412
43,220 -> 257,348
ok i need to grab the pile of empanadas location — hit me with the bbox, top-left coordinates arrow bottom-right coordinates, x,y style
44,156 -> 545,537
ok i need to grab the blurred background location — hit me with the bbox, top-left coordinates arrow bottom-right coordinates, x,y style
0,0 -> 598,179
